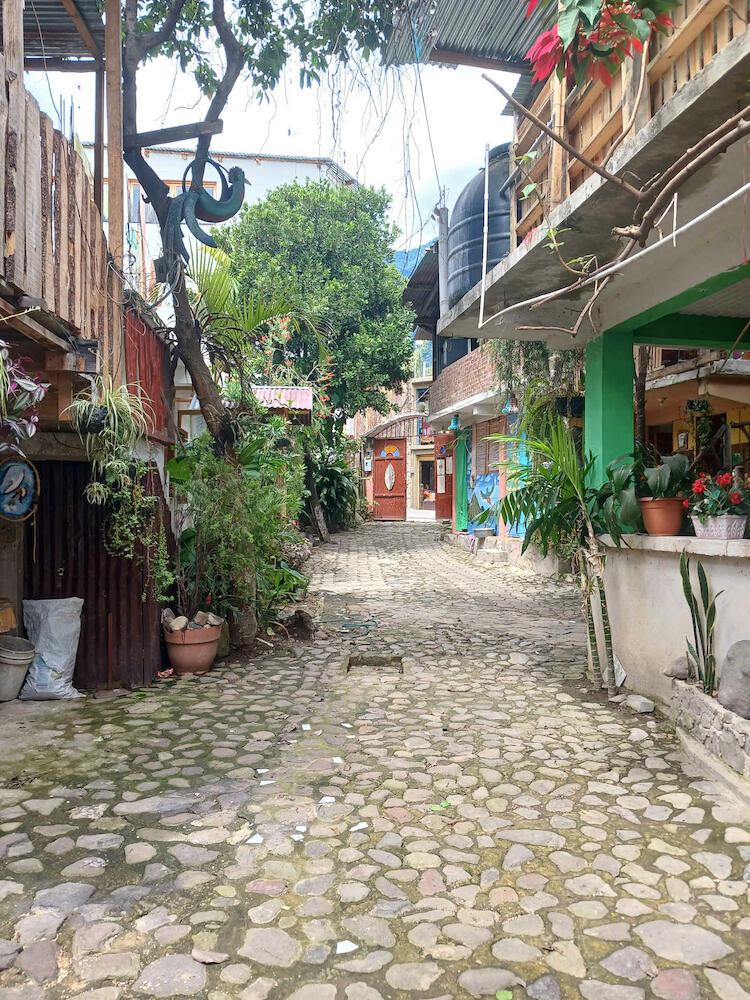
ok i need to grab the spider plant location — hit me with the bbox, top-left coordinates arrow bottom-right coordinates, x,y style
486,418 -> 624,694
68,376 -> 154,497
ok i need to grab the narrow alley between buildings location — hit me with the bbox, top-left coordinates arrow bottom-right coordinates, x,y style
0,523 -> 748,1000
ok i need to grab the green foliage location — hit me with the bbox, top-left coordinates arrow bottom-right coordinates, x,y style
490,340 -> 582,409
484,418 -> 619,693
307,431 -> 359,530
217,181 -> 414,419
133,1 -> 395,96
489,419 -> 621,562
167,421 -> 308,626
680,550 -> 722,695
686,397 -> 713,451
603,446 -> 690,530
187,243 -> 317,408
69,377 -> 169,599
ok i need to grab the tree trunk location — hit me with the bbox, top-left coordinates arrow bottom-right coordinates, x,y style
121,3 -> 237,457
635,345 -> 649,450
304,445 -> 330,544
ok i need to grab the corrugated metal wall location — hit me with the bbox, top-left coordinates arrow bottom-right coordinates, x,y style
24,461 -> 168,689
124,308 -> 172,444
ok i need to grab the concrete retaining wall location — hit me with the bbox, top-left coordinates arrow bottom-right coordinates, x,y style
599,534 -> 750,704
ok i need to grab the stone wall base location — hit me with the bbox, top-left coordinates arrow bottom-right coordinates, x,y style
668,678 -> 750,782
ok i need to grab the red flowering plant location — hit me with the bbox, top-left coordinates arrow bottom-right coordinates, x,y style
686,471 -> 750,523
525,0 -> 678,87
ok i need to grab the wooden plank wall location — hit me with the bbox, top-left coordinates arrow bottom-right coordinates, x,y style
1,65 -> 122,378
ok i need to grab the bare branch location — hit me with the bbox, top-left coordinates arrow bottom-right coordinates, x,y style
482,73 -> 645,201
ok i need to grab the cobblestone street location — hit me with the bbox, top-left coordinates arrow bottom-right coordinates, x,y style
1,522 -> 749,1000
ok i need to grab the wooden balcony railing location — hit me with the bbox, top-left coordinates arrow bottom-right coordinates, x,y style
0,52 -> 121,373
511,0 -> 748,246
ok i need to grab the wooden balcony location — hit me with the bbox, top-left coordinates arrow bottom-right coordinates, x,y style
512,0 -> 748,246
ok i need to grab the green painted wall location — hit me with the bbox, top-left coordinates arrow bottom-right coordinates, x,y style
585,329 -> 635,485
454,431 -> 468,531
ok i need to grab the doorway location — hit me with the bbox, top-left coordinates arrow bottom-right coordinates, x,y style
419,459 -> 435,510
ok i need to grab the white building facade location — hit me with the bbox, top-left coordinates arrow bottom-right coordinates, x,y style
84,144 -> 356,294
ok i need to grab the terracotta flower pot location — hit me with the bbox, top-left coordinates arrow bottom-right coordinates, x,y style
164,624 -> 222,675
638,497 -> 685,536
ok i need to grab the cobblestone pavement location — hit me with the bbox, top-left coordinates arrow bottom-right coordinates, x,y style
1,522 -> 749,1000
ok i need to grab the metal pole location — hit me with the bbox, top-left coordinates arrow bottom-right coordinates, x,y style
437,206 -> 450,318
479,143 -> 490,328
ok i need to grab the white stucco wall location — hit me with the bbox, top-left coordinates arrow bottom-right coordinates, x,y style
599,534 -> 750,704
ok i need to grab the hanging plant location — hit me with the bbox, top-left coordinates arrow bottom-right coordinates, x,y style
69,377 -> 169,600
0,339 -> 49,448
686,398 -> 713,451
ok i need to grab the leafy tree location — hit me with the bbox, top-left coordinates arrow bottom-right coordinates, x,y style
217,181 -> 414,420
121,0 -> 398,454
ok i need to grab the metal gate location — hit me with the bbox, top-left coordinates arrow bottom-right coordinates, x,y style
434,433 -> 454,521
373,438 -> 407,520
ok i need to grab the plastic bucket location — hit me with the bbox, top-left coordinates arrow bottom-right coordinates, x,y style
0,635 -> 35,701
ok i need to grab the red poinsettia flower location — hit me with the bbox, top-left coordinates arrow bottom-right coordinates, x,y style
692,480 -> 706,494
683,500 -> 690,508
526,27 -> 562,84
716,472 -> 733,488
730,490 -> 743,505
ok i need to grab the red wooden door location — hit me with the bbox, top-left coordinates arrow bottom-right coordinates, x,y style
373,438 -> 407,521
434,433 -> 454,521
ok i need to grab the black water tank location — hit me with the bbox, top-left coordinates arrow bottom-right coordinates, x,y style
447,144 -> 511,307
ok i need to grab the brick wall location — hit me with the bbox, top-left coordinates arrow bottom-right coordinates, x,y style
429,344 -> 496,416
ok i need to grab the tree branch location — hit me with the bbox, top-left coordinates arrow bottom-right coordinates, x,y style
192,0 -> 246,183
482,73 -> 645,201
131,0 -> 189,62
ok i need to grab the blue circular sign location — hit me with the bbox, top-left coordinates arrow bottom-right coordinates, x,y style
0,458 -> 39,521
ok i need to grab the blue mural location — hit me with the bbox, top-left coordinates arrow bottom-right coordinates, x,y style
465,436 -> 501,534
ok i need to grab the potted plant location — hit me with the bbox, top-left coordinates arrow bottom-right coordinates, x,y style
162,518 -> 225,676
606,450 -> 690,536
686,470 -> 750,539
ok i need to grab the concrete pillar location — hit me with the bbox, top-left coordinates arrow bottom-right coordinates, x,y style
585,329 -> 635,485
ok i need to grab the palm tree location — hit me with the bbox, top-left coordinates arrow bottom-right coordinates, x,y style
186,243 -> 315,407
490,418 -> 621,695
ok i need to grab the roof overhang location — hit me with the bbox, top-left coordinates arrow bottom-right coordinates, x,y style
383,0 -> 552,107
1,0 -> 106,65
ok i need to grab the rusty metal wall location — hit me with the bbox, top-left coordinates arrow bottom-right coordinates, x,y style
124,308 -> 172,444
24,461 -> 167,690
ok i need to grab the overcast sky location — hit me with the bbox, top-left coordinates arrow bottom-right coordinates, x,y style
27,57 -> 517,250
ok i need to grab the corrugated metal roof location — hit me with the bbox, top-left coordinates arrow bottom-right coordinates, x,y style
383,0 -> 554,107
0,0 -> 105,59
252,386 -> 313,412
403,241 -> 440,330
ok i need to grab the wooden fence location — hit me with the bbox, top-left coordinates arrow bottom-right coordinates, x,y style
0,54 -> 120,372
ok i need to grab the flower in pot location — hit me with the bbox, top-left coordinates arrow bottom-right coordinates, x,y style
686,471 -> 750,540
604,450 -> 689,536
